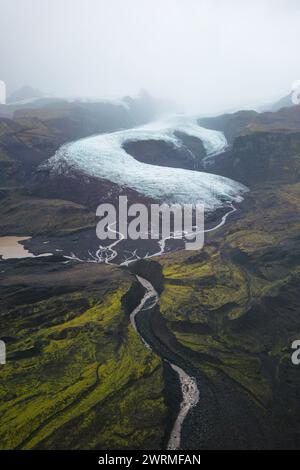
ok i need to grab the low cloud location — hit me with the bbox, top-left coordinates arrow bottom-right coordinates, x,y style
1,0 -> 300,113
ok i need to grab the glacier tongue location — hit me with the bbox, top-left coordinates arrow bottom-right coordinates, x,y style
46,114 -> 248,211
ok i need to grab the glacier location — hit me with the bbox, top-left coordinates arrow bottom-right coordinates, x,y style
46,114 -> 248,211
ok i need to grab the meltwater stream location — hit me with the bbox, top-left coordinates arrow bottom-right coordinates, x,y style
130,275 -> 200,450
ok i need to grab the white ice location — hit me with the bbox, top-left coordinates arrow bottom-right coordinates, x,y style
46,114 -> 248,211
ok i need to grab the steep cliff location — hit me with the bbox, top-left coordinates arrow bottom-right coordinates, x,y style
210,130 -> 300,186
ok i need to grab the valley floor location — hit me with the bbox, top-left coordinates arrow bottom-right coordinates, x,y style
1,104 -> 300,449
1,178 -> 300,449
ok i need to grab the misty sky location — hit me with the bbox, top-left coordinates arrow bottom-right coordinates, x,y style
1,0 -> 300,113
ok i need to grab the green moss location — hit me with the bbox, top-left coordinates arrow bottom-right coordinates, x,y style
0,283 -> 167,450
156,181 -> 300,417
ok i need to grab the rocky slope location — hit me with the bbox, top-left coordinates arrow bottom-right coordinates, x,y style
208,129 -> 300,186
199,104 -> 300,144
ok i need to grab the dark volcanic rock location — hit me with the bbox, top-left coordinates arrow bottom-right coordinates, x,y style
123,132 -> 206,171
207,130 -> 300,187
30,164 -> 156,210
129,259 -> 164,294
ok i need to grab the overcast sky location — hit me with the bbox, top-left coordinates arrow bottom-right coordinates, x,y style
1,0 -> 300,113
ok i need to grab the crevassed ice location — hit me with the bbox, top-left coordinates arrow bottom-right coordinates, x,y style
47,114 -> 248,210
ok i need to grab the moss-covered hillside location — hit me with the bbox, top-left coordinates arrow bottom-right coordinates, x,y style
156,176 -> 300,448
0,259 -> 167,449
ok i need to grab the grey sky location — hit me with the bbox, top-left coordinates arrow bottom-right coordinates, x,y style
1,0 -> 300,113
